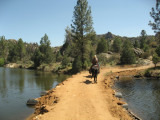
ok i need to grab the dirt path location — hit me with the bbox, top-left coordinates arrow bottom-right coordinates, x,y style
31,65 -> 153,120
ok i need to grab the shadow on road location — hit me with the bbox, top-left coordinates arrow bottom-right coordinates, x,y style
84,75 -> 92,78
83,80 -> 92,84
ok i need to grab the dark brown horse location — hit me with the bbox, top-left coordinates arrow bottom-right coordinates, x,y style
91,65 -> 99,83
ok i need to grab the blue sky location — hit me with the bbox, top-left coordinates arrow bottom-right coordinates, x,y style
0,0 -> 156,47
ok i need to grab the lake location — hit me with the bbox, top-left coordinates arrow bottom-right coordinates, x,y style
0,67 -> 69,120
114,78 -> 160,120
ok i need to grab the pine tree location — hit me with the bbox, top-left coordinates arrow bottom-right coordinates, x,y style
149,0 -> 160,33
39,34 -> 53,64
71,0 -> 94,71
140,30 -> 147,50
149,0 -> 160,43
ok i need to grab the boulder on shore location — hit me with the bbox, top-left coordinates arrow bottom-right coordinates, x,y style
115,92 -> 122,98
26,99 -> 38,106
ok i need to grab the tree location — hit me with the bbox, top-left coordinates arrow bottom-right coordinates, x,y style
0,36 -> 8,61
72,56 -> 82,73
71,0 -> 94,71
17,38 -> 26,60
149,0 -> 160,33
33,49 -> 42,68
8,43 -> 19,62
39,34 -> 53,64
96,37 -> 108,54
152,53 -> 160,67
112,37 -> 122,53
120,40 -> 136,64
149,0 -> 160,43
60,27 -> 74,57
140,30 -> 147,50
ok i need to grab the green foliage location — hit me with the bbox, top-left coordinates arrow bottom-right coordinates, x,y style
72,56 -> 82,73
120,40 -> 136,64
144,69 -> 152,77
39,34 -> 53,64
33,49 -> 43,68
96,37 -> 108,54
153,53 -> 160,67
140,30 -> 147,50
0,36 -> 8,61
149,1 -> 160,33
83,61 -> 88,69
8,43 -> 19,62
71,0 -> 94,71
155,45 -> 160,56
98,54 -> 120,66
17,38 -> 26,60
60,27 -> 73,56
62,55 -> 70,68
0,58 -> 5,66
141,52 -> 151,59
112,37 -> 122,53
134,40 -> 140,48
56,52 -> 63,62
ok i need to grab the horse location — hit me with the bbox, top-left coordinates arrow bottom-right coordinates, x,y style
91,65 -> 99,83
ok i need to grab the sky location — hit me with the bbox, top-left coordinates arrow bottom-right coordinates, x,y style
0,0 -> 156,47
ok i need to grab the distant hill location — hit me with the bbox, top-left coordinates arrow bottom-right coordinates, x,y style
97,32 -> 155,42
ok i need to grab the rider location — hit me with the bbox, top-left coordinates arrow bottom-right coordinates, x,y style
90,55 -> 100,74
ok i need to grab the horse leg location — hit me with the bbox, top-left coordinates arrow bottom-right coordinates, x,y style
96,76 -> 97,83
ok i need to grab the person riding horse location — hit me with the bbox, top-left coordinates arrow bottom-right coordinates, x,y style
89,55 -> 100,74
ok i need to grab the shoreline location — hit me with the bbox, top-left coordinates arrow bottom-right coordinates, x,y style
26,65 -> 153,120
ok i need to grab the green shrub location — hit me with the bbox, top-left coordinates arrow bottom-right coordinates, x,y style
144,69 -> 152,77
0,58 -> 5,66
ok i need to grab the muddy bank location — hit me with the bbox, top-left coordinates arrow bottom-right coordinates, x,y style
27,65 -> 152,120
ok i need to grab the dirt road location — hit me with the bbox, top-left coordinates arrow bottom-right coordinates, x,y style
31,65 -> 152,120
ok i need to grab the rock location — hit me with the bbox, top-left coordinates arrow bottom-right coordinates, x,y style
134,74 -> 142,78
40,91 -> 47,96
26,99 -> 38,106
122,103 -> 128,109
133,48 -> 144,56
117,101 -> 126,105
115,92 -> 122,98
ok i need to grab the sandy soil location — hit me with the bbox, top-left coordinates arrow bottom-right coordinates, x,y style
29,65 -> 153,120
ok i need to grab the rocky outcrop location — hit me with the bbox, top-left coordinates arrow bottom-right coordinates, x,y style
133,48 -> 144,56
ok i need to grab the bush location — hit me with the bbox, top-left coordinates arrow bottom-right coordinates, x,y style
144,69 -> 152,77
0,58 -> 5,66
152,53 -> 160,67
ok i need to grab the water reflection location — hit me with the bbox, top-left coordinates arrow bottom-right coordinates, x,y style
0,67 -> 69,120
114,78 -> 160,120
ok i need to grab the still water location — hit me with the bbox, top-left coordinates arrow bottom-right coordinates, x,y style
114,78 -> 160,120
0,67 -> 69,120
